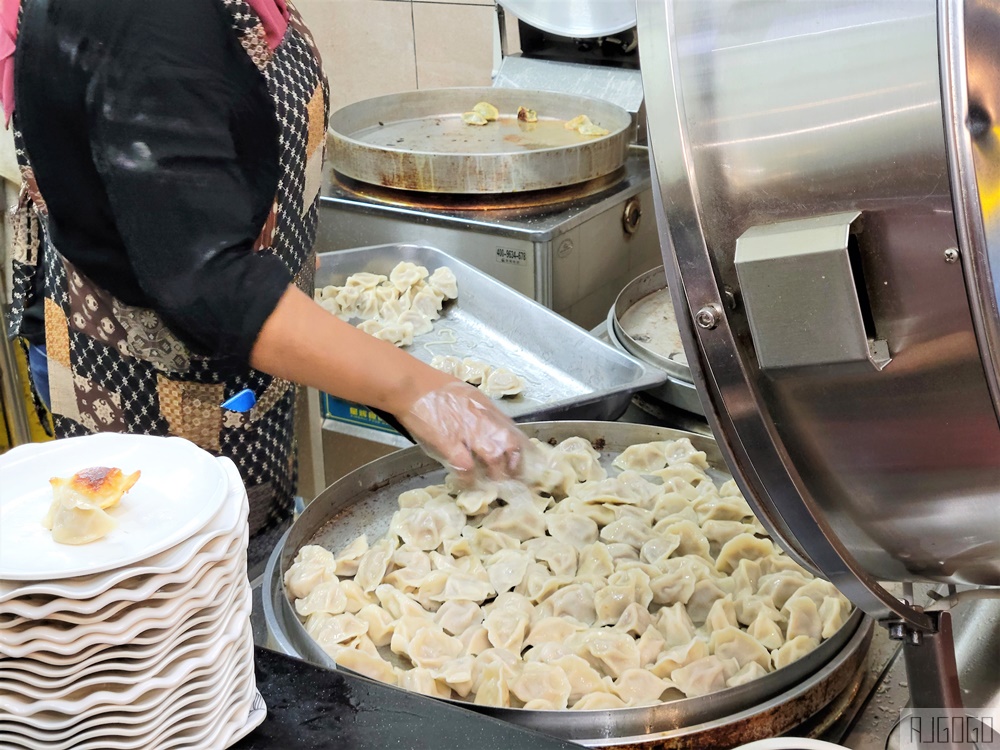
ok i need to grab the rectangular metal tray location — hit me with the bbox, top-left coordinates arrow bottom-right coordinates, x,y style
315,243 -> 665,422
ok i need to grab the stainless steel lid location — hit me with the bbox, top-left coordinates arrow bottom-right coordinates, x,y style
498,0 -> 636,38
638,0 -> 1000,632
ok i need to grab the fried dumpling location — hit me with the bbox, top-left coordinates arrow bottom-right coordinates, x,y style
44,466 -> 141,545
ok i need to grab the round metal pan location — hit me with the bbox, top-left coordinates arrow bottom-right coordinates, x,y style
608,267 -> 705,416
265,421 -> 870,744
328,87 -> 633,194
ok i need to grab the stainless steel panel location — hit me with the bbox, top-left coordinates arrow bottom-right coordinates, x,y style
640,0 -> 1000,625
735,212 -> 890,371
265,420 -> 872,745
328,88 -> 632,194
316,244 -> 665,422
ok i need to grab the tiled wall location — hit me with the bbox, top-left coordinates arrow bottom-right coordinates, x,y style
295,0 -> 507,114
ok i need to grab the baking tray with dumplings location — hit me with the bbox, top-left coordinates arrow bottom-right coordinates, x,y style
263,422 -> 872,746
314,244 -> 666,423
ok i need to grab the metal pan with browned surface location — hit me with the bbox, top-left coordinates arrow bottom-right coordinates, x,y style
328,87 -> 633,195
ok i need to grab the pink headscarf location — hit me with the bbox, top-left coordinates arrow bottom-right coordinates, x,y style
0,0 -> 289,127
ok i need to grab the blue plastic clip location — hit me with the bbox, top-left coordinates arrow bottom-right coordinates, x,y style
221,388 -> 257,413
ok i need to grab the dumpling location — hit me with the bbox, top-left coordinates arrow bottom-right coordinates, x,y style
771,635 -> 820,670
757,571 -> 813,610
294,580 -> 347,617
334,535 -> 369,577
462,526 -> 520,557
748,610 -> 785,650
577,542 -> 615,579
600,516 -> 654,550
285,545 -> 339,599
522,538 -> 577,577
523,642 -> 575,663
479,368 -> 525,399
612,441 -> 672,473
407,625 -> 465,670
612,669 -> 671,706
390,507 -> 451,551
579,630 -> 641,678
636,625 -> 667,668
354,289 -> 382,320
608,567 -> 654,608
458,358 -> 491,386
784,596 -> 823,641
524,617 -> 588,649
410,286 -> 445,319
671,655 -> 740,697
433,654 -> 476,698
459,624 -> 492,657
649,638 -> 709,679
709,626 -> 771,671
547,583 -> 598,624
657,520 -> 710,559
481,504 -> 546,542
375,583 -> 427,620
428,266 -> 459,299
336,648 -> 397,686
401,667 -> 452,700
613,602 -> 652,637
551,654 -> 606,703
731,558 -> 762,598
726,661 -> 769,688
662,438 -> 709,469
483,607 -> 530,653
455,484 -> 498,516
472,662 -> 509,707
307,612 -> 369,654
704,595 -> 739,633
398,308 -> 435,336
373,321 -> 415,347
435,600 -> 484,636
390,261 -> 430,292
715,534 -> 776,574
572,692 -> 627,710
640,536 -> 681,567
545,513 -> 599,551
653,602 -> 697,648
552,437 -> 606,482
485,549 -> 531,594
340,580 -> 378,614
685,578 -> 728,624
819,596 -> 852,638
344,272 -> 387,290
355,604 -> 395,647
510,663 -> 572,710
354,539 -> 395,592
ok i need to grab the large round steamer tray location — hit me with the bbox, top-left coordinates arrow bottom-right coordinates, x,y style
265,421 -> 872,747
328,87 -> 633,194
608,267 -> 704,416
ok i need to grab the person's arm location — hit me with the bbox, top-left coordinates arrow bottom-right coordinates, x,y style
251,286 -> 525,481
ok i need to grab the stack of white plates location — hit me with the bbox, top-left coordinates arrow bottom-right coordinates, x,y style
0,434 -> 266,750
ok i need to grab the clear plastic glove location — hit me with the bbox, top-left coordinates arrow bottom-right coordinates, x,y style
398,380 -> 528,486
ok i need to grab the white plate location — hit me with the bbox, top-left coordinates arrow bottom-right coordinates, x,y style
0,457 -> 246,601
0,594 -> 249,702
0,551 -> 245,652
0,500 -> 246,620
0,434 -> 228,581
224,688 -> 268,749
0,610 -> 249,720
0,527 -> 246,636
0,624 -> 254,748
0,581 -> 248,681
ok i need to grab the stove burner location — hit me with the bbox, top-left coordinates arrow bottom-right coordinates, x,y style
332,167 -> 628,213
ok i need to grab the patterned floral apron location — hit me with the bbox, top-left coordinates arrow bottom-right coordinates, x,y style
7,0 -> 329,535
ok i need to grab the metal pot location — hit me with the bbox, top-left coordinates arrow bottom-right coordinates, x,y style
264,421 -> 871,747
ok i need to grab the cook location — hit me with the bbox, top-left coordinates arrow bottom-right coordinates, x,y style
1,0 -> 526,565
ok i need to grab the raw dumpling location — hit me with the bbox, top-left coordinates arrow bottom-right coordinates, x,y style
612,669 -> 671,706
771,635 -> 820,670
428,267 -> 459,299
671,655 -> 739,698
390,261 -> 430,292
510,662 -> 572,709
479,368 -> 525,399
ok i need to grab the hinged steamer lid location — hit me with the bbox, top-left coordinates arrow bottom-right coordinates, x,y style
498,0 -> 636,39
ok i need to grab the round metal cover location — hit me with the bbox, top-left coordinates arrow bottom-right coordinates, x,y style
499,0 -> 637,39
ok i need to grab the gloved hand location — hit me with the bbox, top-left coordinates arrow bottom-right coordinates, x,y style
398,380 -> 528,486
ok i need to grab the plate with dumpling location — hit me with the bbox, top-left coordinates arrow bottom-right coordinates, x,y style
0,433 -> 228,580
268,421 -> 870,742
